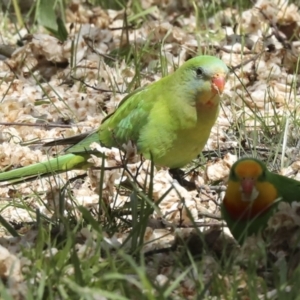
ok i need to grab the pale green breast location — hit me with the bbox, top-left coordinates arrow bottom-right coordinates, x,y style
137,99 -> 220,168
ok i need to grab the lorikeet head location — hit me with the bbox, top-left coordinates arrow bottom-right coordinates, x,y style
230,158 -> 266,202
223,158 -> 278,221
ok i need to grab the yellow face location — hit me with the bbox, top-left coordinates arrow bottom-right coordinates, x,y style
234,160 -> 263,202
223,159 -> 278,220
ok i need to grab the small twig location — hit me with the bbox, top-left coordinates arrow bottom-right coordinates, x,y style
229,50 -> 265,72
202,146 -> 282,156
198,185 -> 227,192
144,245 -> 176,257
214,45 -> 258,55
89,165 -> 126,172
83,36 -> 117,62
61,173 -> 88,188
199,189 -> 223,207
189,221 -> 225,227
108,25 -> 136,31
253,1 -> 292,50
70,75 -> 118,93
197,212 -> 222,220
0,121 -> 75,128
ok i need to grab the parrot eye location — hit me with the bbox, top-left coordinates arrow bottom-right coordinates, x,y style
195,67 -> 204,76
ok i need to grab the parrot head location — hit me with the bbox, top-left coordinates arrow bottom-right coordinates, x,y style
231,158 -> 264,202
177,56 -> 228,107
223,158 -> 279,220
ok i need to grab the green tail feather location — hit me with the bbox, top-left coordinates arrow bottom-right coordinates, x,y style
0,153 -> 94,184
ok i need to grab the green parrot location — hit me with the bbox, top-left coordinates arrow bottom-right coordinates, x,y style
0,55 -> 228,184
221,157 -> 300,243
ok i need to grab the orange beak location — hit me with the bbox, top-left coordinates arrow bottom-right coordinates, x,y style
211,74 -> 226,94
241,178 -> 255,196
